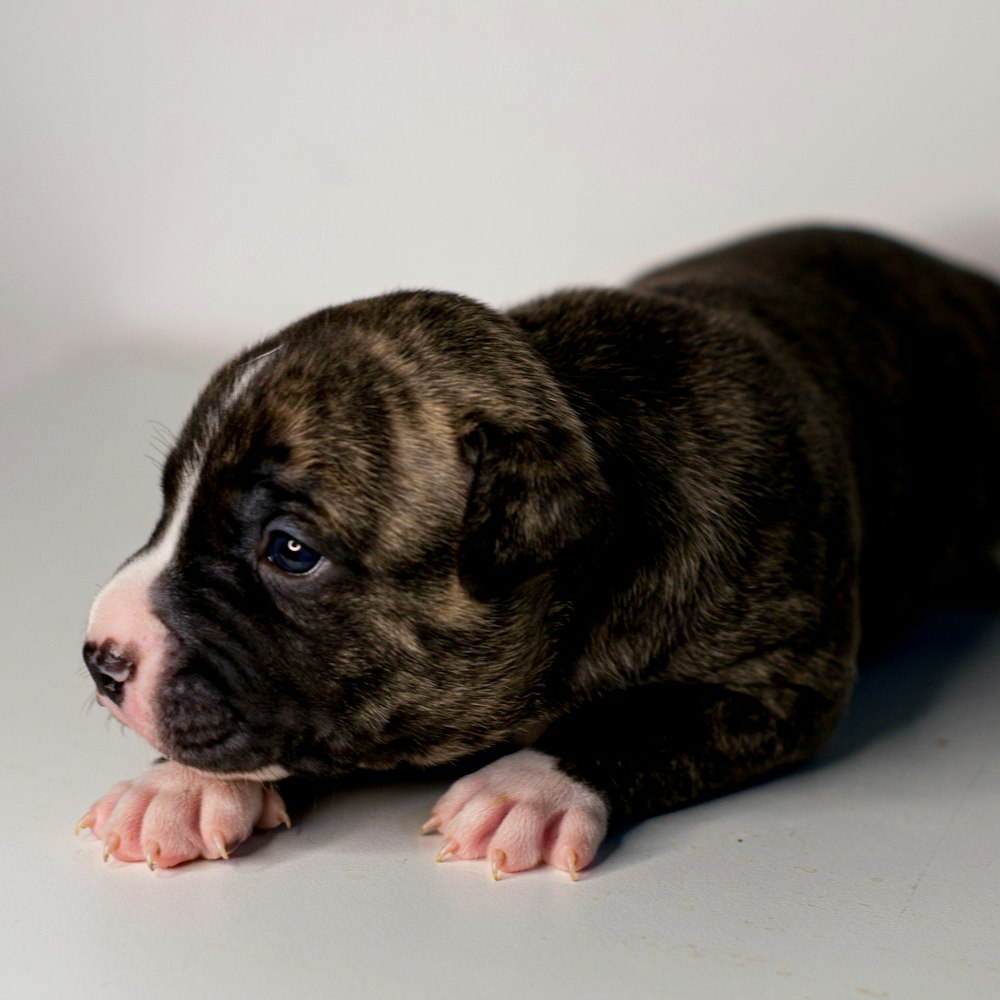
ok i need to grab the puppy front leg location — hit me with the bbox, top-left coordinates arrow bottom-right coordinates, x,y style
77,761 -> 291,869
426,674 -> 849,879
536,677 -> 850,827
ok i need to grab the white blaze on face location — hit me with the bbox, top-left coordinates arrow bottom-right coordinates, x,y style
85,469 -> 199,753
85,345 -> 284,763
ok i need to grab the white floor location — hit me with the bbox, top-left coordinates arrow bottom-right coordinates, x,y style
2,349 -> 998,1000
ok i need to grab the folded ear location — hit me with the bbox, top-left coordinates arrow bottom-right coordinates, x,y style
458,416 -> 611,600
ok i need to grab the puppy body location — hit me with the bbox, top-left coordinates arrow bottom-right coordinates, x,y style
81,227 -> 1000,873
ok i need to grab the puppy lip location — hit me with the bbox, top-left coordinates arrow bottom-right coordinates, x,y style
101,695 -> 169,757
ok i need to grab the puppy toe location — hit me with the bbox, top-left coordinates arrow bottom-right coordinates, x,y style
86,780 -> 162,863
543,805 -> 608,879
425,772 -> 490,831
195,779 -> 282,859
258,784 -> 292,830
482,802 -> 549,874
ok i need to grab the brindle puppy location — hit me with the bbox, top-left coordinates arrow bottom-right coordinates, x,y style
79,227 -> 1000,876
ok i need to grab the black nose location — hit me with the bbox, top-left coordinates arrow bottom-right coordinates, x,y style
83,640 -> 136,705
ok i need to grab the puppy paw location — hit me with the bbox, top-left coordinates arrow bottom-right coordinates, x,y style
423,748 -> 609,880
76,761 -> 290,869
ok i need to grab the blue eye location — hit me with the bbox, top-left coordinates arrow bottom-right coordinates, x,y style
266,531 -> 323,575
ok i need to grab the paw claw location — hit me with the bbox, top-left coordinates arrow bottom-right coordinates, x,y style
75,812 -> 95,837
211,831 -> 230,861
144,842 -> 161,871
419,816 -> 439,835
566,849 -> 578,882
102,831 -> 120,863
490,849 -> 506,881
435,842 -> 456,863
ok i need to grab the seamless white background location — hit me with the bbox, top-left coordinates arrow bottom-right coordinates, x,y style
2,3 -> 1000,999
4,0 -> 1000,386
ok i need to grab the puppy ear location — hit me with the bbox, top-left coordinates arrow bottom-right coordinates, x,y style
458,418 -> 611,599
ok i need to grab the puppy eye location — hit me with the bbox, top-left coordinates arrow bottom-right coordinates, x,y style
265,530 -> 323,575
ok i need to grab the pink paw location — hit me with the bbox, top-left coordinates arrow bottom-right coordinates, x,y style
76,761 -> 290,869
423,749 -> 609,880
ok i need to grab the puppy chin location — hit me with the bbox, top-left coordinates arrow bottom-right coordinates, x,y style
159,719 -> 294,780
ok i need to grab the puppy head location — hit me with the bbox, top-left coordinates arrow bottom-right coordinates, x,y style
83,292 -> 610,778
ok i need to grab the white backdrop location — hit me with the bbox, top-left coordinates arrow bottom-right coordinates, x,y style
4,0 -> 1000,388
4,7 -> 1000,997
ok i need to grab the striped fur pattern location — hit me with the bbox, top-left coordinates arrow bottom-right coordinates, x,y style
81,227 -> 1000,872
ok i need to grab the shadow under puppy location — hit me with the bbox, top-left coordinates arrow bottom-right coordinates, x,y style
79,226 -> 1000,877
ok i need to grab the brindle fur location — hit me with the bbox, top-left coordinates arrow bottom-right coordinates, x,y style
142,227 -> 1000,828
